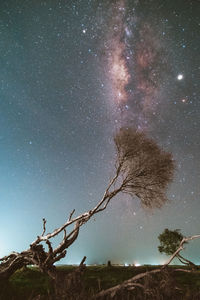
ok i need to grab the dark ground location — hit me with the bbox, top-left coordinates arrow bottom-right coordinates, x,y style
1,265 -> 200,299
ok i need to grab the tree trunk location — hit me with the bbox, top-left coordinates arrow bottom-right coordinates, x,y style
177,254 -> 197,269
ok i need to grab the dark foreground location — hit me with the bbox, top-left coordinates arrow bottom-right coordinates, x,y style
1,265 -> 200,299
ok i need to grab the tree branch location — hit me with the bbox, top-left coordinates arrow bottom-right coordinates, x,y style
42,218 -> 47,236
162,234 -> 200,269
93,269 -> 161,299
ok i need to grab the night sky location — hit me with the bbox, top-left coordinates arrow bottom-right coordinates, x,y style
0,0 -> 200,266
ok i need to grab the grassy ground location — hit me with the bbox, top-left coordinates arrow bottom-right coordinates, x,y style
1,265 -> 200,299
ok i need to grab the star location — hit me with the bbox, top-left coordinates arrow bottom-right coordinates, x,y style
177,74 -> 184,80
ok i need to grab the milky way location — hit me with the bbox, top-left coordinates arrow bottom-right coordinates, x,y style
106,1 -> 131,104
105,0 -> 169,129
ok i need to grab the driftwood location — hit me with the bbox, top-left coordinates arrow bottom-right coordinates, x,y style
93,267 -> 193,299
93,269 -> 161,299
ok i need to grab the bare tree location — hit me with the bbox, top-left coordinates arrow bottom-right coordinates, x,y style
0,127 -> 174,286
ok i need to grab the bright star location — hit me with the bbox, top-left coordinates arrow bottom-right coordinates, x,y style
177,74 -> 183,80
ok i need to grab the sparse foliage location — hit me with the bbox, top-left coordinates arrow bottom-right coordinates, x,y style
114,127 -> 175,208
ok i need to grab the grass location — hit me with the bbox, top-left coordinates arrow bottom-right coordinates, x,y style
83,265 -> 156,293
0,267 -> 50,299
1,265 -> 200,299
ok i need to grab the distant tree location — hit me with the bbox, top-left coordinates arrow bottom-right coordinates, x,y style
0,127 -> 175,297
158,228 -> 196,268
158,228 -> 184,255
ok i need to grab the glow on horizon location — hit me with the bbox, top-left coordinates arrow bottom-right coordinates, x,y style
124,263 -> 129,266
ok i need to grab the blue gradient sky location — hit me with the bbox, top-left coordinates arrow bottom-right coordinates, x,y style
0,0 -> 200,265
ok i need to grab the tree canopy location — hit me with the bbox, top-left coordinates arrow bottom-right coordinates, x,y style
158,228 -> 184,256
114,127 -> 175,208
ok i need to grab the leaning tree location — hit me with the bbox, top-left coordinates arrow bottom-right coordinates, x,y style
158,228 -> 197,268
0,127 -> 175,287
